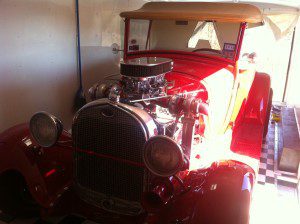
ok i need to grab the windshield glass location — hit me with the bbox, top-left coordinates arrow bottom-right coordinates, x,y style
128,19 -> 241,60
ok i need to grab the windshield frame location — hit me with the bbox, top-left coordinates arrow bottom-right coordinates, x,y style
123,18 -> 246,63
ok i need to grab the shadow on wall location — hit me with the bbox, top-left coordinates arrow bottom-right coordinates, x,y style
0,74 -> 77,131
78,0 -> 148,96
0,0 -> 78,132
81,46 -> 120,97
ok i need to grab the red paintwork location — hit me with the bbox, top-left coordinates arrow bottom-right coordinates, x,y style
235,23 -> 247,61
75,148 -> 145,167
231,73 -> 271,160
0,16 -> 271,224
0,124 -> 73,208
126,50 -> 235,103
128,49 -> 235,65
142,161 -> 254,224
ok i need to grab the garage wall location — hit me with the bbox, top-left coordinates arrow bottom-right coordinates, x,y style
0,0 -> 147,132
79,0 -> 148,96
0,0 -> 78,132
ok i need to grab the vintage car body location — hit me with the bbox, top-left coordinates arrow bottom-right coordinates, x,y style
0,2 -> 298,224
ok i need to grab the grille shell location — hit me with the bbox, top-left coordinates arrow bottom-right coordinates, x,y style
72,100 -> 155,215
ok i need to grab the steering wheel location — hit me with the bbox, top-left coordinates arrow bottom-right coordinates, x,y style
192,48 -> 223,55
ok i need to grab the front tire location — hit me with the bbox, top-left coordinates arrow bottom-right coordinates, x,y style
0,171 -> 38,217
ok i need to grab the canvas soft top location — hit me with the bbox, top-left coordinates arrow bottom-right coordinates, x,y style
120,1 -> 300,39
120,2 -> 300,23
120,2 -> 264,23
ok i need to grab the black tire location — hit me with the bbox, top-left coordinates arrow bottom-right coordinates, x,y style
0,171 -> 39,217
263,88 -> 273,137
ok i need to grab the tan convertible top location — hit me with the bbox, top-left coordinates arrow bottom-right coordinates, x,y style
120,1 -> 299,24
120,2 -> 263,23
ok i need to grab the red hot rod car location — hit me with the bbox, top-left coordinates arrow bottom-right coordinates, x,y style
0,2 -> 299,224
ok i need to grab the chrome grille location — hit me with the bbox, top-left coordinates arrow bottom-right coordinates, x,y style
73,103 -> 147,212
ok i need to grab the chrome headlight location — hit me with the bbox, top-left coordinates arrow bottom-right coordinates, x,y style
29,112 -> 63,147
143,136 -> 184,177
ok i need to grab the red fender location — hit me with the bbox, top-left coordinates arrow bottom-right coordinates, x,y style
0,124 -> 73,208
143,161 -> 254,224
190,161 -> 254,224
231,72 -> 271,160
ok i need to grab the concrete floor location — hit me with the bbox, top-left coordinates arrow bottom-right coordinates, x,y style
251,110 -> 300,224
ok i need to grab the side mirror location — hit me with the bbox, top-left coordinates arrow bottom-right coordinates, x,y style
248,52 -> 257,60
242,52 -> 257,63
111,43 -> 123,55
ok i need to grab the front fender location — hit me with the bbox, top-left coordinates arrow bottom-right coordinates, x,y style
144,161 -> 254,224
231,73 -> 271,160
242,72 -> 271,125
0,124 -> 73,208
190,161 -> 253,224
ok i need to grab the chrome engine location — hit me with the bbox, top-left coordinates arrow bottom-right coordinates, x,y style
120,73 -> 167,102
88,57 -> 208,136
89,57 -> 172,103
77,57 -> 208,215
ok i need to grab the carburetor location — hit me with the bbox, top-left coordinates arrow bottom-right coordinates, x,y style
88,57 -> 173,103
